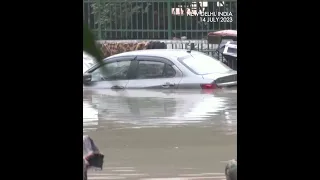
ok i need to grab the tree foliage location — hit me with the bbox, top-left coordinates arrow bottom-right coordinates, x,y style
86,1 -> 237,40
83,23 -> 103,64
91,2 -> 151,30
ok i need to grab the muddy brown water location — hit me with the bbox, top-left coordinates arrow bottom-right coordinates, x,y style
83,89 -> 237,180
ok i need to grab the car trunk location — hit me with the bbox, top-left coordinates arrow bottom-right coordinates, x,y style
202,72 -> 237,88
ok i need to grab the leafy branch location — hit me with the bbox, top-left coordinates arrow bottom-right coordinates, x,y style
91,2 -> 151,29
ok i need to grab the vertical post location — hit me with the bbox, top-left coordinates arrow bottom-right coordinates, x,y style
167,0 -> 172,39
96,0 -> 102,40
190,43 -> 195,50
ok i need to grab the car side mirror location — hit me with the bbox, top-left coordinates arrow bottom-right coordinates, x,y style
83,73 -> 92,83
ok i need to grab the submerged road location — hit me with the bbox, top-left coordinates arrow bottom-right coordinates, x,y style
84,89 -> 237,180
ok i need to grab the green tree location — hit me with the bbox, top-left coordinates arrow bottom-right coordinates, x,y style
91,1 -> 151,30
83,23 -> 102,64
84,23 -> 110,76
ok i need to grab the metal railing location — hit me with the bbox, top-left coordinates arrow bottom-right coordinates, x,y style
84,0 -> 237,40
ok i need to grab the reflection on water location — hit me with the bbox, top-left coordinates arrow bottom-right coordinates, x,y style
83,89 -> 237,134
83,89 -> 237,179
83,101 -> 98,132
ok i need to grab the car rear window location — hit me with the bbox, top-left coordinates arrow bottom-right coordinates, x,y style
180,54 -> 232,75
227,47 -> 237,54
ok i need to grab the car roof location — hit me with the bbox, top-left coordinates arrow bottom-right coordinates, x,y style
105,49 -> 204,60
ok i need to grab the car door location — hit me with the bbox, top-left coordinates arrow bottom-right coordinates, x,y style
126,56 -> 183,89
83,57 -> 135,89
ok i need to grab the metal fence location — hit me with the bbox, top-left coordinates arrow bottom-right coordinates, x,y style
97,39 -> 218,55
84,0 -> 237,40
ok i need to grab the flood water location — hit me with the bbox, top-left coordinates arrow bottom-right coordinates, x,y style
83,89 -> 237,180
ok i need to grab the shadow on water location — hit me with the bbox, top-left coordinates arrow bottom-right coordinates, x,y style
83,89 -> 237,178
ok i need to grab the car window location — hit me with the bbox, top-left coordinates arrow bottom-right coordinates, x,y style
180,54 -> 232,74
136,61 -> 165,79
91,61 -> 131,81
164,64 -> 176,77
224,43 -> 237,55
136,61 -> 176,79
226,47 -> 237,54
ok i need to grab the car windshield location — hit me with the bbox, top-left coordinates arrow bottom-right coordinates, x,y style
180,54 -> 232,74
